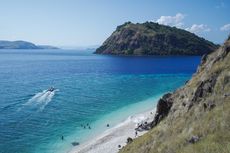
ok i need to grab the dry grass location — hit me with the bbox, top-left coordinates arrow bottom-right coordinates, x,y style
120,97 -> 230,153
119,40 -> 230,153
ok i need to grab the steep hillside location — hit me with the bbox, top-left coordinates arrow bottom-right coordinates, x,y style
119,36 -> 230,153
95,22 -> 218,55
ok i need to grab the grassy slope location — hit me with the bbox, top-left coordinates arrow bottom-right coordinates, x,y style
119,38 -> 230,153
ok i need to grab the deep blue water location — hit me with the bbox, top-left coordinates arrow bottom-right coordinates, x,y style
0,49 -> 201,153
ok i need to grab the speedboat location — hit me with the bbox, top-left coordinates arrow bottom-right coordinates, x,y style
47,87 -> 55,92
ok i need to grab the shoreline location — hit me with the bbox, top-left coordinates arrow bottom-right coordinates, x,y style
68,108 -> 156,153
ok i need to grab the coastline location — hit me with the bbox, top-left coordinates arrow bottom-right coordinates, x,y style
68,108 -> 156,153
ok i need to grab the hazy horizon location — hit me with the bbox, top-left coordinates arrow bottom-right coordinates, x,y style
0,0 -> 229,47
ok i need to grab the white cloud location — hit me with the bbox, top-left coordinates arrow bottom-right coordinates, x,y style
156,13 -> 185,28
186,24 -> 211,33
156,14 -> 212,35
220,24 -> 230,31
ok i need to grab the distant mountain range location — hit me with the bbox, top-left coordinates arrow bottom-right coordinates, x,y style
95,22 -> 219,55
0,40 -> 58,49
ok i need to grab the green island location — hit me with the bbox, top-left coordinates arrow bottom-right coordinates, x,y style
95,22 -> 219,55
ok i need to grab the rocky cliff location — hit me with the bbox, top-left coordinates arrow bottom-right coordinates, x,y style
95,22 -> 218,55
119,36 -> 230,153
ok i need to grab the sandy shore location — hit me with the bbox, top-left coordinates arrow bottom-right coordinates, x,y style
69,108 -> 156,153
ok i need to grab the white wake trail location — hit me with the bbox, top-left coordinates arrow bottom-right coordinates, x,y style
21,89 -> 58,111
25,90 -> 47,105
38,90 -> 56,111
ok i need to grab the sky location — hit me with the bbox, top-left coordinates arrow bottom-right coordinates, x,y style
0,0 -> 229,47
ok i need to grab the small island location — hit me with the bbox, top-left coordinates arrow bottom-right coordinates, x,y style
0,40 -> 58,49
95,22 -> 219,55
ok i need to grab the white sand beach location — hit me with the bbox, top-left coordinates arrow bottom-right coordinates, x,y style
69,109 -> 156,153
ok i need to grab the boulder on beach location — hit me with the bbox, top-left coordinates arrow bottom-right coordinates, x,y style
72,142 -> 80,146
127,137 -> 133,144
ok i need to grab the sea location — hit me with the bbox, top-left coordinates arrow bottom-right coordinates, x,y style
0,49 -> 201,153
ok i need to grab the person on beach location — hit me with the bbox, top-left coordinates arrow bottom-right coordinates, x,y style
135,131 -> 138,137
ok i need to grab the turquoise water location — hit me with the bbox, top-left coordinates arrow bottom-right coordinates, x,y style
0,49 -> 201,153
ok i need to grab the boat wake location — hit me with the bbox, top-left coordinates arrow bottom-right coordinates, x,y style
20,89 -> 58,111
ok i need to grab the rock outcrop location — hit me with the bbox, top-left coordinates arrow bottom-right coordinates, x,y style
119,36 -> 230,153
95,22 -> 218,55
151,93 -> 172,127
